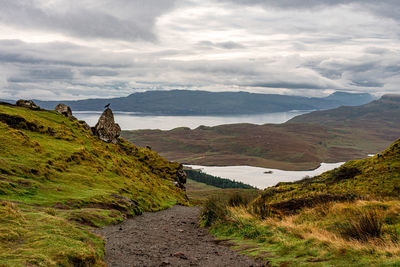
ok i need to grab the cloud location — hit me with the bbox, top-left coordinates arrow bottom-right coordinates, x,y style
0,0 -> 399,100
0,0 -> 176,41
351,80 -> 384,87
224,0 -> 400,19
197,41 -> 245,49
81,69 -> 119,77
248,82 -> 329,90
8,67 -> 74,82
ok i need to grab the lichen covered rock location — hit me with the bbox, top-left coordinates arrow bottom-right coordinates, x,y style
16,100 -> 40,110
54,104 -> 74,118
92,108 -> 121,144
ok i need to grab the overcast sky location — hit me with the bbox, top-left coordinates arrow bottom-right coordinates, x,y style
0,0 -> 399,100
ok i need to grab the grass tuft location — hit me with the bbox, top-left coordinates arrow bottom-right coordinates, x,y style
340,208 -> 384,241
228,192 -> 250,207
251,199 -> 283,219
201,196 -> 227,227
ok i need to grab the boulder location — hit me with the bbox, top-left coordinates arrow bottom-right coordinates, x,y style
16,100 -> 40,110
92,108 -> 121,144
54,104 -> 73,118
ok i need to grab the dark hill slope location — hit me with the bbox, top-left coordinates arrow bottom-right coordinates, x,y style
19,90 -> 374,115
0,103 -> 187,266
122,95 -> 400,170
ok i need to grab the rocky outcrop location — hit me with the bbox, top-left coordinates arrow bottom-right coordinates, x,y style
54,104 -> 74,118
92,108 -> 121,144
175,164 -> 187,190
16,100 -> 40,110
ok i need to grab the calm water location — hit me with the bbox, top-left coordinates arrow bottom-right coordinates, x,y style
185,163 -> 345,189
73,110 -> 310,130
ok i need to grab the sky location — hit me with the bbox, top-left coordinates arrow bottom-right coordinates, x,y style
0,0 -> 399,100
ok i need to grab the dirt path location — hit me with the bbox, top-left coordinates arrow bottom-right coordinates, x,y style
95,206 -> 267,267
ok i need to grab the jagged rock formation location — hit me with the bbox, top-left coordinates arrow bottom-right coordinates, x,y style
54,104 -> 73,118
16,99 -> 40,110
92,108 -> 121,144
175,164 -> 187,190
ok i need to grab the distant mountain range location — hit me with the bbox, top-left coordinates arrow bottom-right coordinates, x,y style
2,90 -> 374,115
122,94 -> 400,170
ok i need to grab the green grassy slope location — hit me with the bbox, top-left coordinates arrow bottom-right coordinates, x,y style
0,103 -> 187,266
202,138 -> 400,266
258,137 -> 400,207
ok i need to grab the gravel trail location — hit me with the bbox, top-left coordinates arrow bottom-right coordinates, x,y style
95,206 -> 267,267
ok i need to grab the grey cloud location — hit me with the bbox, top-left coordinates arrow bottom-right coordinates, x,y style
225,0 -> 400,21
351,80 -> 384,87
364,47 -> 392,55
29,68 -> 73,80
217,41 -> 245,49
0,0 -> 176,41
248,82 -> 330,90
8,67 -> 73,83
385,65 -> 400,73
198,41 -> 245,49
175,60 -> 259,76
0,40 -> 129,68
225,0 -> 398,10
82,69 -> 119,77
225,0 -> 351,8
310,68 -> 343,80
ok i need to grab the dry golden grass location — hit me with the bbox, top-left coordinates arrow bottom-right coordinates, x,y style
255,200 -> 400,255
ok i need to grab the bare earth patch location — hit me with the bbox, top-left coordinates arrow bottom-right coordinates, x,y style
95,206 -> 267,267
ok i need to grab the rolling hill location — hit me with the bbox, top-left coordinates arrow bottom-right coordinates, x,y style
0,103 -> 187,266
122,94 -> 400,170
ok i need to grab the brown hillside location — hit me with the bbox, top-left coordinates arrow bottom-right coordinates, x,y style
122,95 -> 400,170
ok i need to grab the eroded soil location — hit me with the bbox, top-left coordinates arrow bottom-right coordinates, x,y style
95,206 -> 267,267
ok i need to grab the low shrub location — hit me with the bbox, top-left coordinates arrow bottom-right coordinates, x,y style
201,197 -> 227,227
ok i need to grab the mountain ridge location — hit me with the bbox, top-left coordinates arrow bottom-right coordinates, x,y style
2,90 -> 374,115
